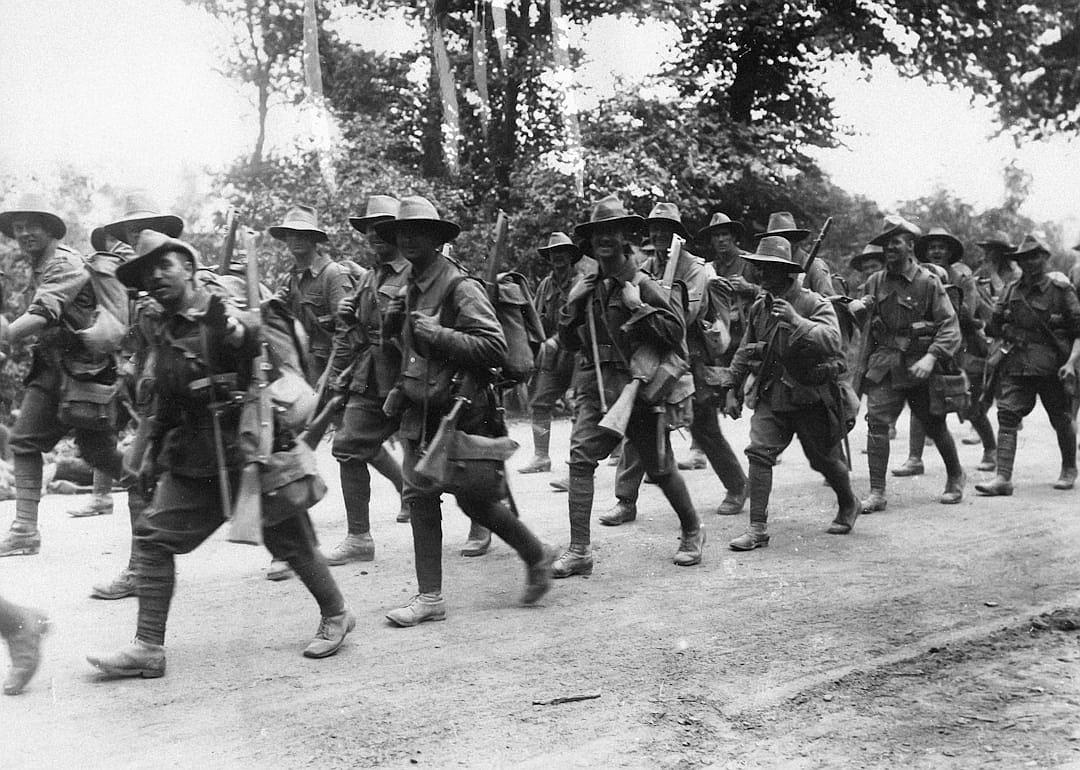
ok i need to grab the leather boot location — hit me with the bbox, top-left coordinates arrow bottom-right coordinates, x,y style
939,471 -> 966,504
598,499 -> 637,526
892,419 -> 925,476
518,455 -> 552,473
91,569 -> 137,600
716,487 -> 747,516
303,609 -> 355,658
673,528 -> 705,566
976,449 -> 996,472
677,448 -> 707,470
2,607 -> 48,695
1054,421 -> 1077,490
266,559 -> 294,581
826,470 -> 860,535
552,544 -> 593,578
386,594 -> 446,627
891,457 -> 924,477
325,533 -> 374,565
86,639 -> 166,679
69,494 -> 114,518
975,428 -> 1016,496
0,526 -> 40,558
549,474 -> 569,493
1054,466 -> 1077,491
461,522 -> 491,557
729,523 -> 769,551
520,423 -> 552,473
521,545 -> 555,605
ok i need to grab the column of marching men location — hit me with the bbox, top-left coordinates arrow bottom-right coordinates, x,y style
0,188 -> 1077,693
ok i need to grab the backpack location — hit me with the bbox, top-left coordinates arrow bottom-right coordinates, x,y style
78,251 -> 132,355
258,298 -> 317,431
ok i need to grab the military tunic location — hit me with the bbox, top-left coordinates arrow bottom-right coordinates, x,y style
279,253 -> 352,382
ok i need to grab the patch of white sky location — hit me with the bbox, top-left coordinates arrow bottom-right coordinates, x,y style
0,1 -> 1075,240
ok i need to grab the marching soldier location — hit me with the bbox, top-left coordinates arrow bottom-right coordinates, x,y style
850,216 -> 966,512
376,197 -> 553,626
893,227 -> 997,475
87,231 -> 354,677
974,231 -> 1021,303
975,235 -> 1080,496
321,195 -> 408,566
603,202 -> 746,524
269,204 -> 352,383
553,195 -> 705,578
519,232 -> 593,474
757,211 -> 836,296
720,236 -> 858,549
850,244 -> 885,288
0,193 -> 128,557
89,193 -> 188,599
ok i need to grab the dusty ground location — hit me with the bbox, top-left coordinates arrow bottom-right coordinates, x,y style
2,409 -> 1079,769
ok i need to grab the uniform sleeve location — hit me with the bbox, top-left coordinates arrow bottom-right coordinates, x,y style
27,253 -> 88,323
557,272 -> 595,353
322,264 -> 352,329
787,295 -> 842,356
431,278 -> 508,368
805,258 -> 837,296
1060,282 -> 1080,340
927,275 -> 962,360
725,305 -> 760,388
620,275 -> 685,350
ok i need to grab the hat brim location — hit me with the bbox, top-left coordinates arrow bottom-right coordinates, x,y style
573,214 -> 646,240
915,234 -> 964,264
105,215 -> 183,244
90,226 -> 109,253
373,218 -> 461,243
537,243 -> 582,258
348,214 -> 395,234
975,240 -> 1016,252
645,217 -> 689,239
869,225 -> 919,247
1012,246 -> 1050,261
697,221 -> 745,241
0,210 -> 66,240
268,225 -> 329,243
850,253 -> 885,271
116,240 -> 200,291
743,253 -> 804,272
754,228 -> 810,243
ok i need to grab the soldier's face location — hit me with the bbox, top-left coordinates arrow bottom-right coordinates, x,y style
860,258 -> 885,276
710,230 -> 737,257
590,223 -> 628,265
285,233 -> 318,262
11,216 -> 51,258
649,224 -> 675,255
759,265 -> 793,295
145,250 -> 194,306
365,227 -> 395,262
884,233 -> 914,273
925,240 -> 951,266
548,246 -> 576,269
396,225 -> 442,265
1017,255 -> 1047,277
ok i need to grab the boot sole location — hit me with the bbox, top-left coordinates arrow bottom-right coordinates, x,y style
87,659 -> 165,679
90,589 -> 136,600
975,486 -> 1013,496
461,541 -> 491,557
552,564 -> 593,579
598,517 -> 635,527
729,538 -> 769,551
69,510 -> 114,518
891,468 -> 924,477
385,612 -> 447,628
0,546 -> 40,558
326,552 -> 375,566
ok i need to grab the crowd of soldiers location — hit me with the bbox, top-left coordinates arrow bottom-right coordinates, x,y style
0,187 -> 1077,695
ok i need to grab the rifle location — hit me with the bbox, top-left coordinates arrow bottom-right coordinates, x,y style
219,208 -> 240,275
414,389 -> 470,487
484,210 -> 509,303
804,216 -> 833,272
659,233 -> 685,293
586,299 -> 608,413
229,227 -> 271,546
200,323 -> 234,524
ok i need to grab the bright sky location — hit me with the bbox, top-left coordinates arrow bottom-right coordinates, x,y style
0,1 -> 1076,242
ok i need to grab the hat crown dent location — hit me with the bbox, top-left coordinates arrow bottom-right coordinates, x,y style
363,195 -> 400,219
755,235 -> 792,261
1013,232 -> 1051,259
118,189 -> 168,219
395,196 -> 443,222
542,231 -> 576,250
764,211 -> 799,232
646,201 -> 683,223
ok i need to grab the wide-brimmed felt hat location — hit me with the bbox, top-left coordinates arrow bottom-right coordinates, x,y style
915,226 -> 964,264
868,214 -> 922,247
755,211 -> 810,243
116,229 -> 202,291
743,235 -> 804,272
1011,233 -> 1051,261
975,230 -> 1016,252
104,190 -> 184,244
573,194 -> 645,240
697,211 -> 744,241
537,231 -> 581,258
849,243 -> 885,271
645,202 -> 690,239
349,195 -> 400,233
0,192 -> 67,239
269,204 -> 329,243
372,196 -> 461,243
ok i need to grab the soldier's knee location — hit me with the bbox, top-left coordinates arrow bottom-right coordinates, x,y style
745,446 -> 778,467
998,412 -> 1022,430
866,421 -> 891,437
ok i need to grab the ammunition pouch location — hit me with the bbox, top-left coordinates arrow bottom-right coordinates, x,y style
420,430 -> 519,497
58,360 -> 119,431
928,371 -> 971,417
400,353 -> 456,410
631,346 -> 692,405
260,441 -> 328,526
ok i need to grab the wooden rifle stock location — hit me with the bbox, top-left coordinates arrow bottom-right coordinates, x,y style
229,226 -> 270,546
660,233 -> 685,293
414,395 -> 468,487
804,216 -> 833,272
219,208 -> 240,275
597,379 -> 641,439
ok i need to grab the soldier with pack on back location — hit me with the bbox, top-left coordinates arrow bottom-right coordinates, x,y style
975,234 -> 1080,496
603,202 -> 747,526
0,193 -> 129,558
376,197 -> 554,627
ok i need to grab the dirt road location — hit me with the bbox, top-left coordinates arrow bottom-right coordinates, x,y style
2,411 -> 1079,768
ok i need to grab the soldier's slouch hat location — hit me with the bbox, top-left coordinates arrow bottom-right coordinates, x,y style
373,196 -> 461,243
0,192 -> 67,239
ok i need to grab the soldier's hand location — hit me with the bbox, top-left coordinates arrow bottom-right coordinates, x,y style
908,353 -> 936,380
621,281 -> 644,311
410,311 -> 442,344
708,275 -> 734,294
336,295 -> 357,322
201,294 -> 229,336
728,275 -> 754,294
770,297 -> 797,325
723,389 -> 742,419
